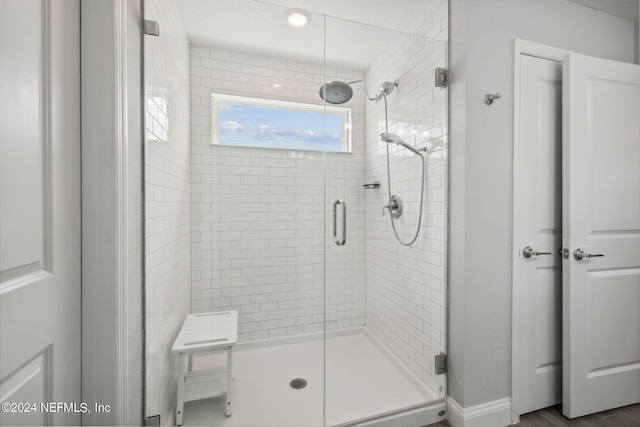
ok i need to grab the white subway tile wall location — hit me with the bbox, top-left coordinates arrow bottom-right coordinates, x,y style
364,0 -> 449,394
189,45 -> 367,341
144,0 -> 191,423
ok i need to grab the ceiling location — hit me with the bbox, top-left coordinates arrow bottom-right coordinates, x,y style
568,0 -> 639,21
177,0 -> 639,71
253,0 -> 434,31
177,0 -> 438,70
285,0 -> 639,23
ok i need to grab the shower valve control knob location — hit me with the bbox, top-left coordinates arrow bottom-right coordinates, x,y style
573,248 -> 604,261
522,246 -> 551,258
383,195 -> 403,219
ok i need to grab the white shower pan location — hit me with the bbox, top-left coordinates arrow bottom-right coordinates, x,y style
180,327 -> 446,427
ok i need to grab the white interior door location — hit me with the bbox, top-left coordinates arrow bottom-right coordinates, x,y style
562,52 -> 640,419
0,1 -> 81,425
515,54 -> 563,415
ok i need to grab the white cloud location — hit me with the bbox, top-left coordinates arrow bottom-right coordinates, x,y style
219,121 -> 245,131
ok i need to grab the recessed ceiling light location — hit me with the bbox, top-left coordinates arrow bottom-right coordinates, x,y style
284,8 -> 311,28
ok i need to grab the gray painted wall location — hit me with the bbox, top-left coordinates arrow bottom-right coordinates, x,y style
448,0 -> 636,408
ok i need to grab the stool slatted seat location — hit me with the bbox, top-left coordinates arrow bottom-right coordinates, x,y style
172,311 -> 238,425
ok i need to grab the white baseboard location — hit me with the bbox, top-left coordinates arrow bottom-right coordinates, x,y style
447,397 -> 512,427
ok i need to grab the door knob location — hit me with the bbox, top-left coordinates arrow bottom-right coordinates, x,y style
573,248 -> 604,261
522,246 -> 552,258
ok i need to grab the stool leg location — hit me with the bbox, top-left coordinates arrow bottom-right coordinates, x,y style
176,353 -> 185,425
226,346 -> 233,417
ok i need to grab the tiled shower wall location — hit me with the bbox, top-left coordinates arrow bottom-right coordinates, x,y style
364,0 -> 449,394
189,45 -> 367,341
144,0 -> 191,423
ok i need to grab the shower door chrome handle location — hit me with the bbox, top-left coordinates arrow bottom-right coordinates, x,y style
333,199 -> 346,246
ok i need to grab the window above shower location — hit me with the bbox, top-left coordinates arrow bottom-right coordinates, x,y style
211,93 -> 352,153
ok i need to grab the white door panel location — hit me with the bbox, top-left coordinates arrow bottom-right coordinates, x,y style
0,0 -> 46,278
516,54 -> 563,415
562,53 -> 640,418
0,1 -> 81,425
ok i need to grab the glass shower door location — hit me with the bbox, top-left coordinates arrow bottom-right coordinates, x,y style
142,1 -> 449,424
323,16 -> 449,425
143,1 -> 329,425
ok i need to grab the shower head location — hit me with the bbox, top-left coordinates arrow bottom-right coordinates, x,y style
319,80 -> 362,104
379,80 -> 399,97
380,132 -> 422,156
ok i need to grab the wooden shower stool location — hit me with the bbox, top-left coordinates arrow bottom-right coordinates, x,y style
172,311 -> 238,425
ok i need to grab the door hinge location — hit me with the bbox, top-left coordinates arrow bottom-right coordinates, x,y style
144,20 -> 159,36
145,415 -> 160,426
435,68 -> 448,88
435,352 -> 447,375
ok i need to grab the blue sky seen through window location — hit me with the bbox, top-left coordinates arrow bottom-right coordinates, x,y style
217,103 -> 343,151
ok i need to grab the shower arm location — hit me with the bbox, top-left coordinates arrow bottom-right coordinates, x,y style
363,81 -> 381,102
364,80 -> 400,103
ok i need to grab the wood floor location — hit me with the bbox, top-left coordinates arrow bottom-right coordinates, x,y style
425,403 -> 639,427
511,404 -> 639,427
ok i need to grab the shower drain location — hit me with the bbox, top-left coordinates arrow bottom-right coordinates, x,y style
290,378 -> 307,389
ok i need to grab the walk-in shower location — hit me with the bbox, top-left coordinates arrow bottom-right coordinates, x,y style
143,0 -> 449,425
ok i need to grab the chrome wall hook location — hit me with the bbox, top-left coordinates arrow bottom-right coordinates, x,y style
484,93 -> 502,105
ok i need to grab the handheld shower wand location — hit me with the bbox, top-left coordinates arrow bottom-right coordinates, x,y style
380,132 -> 423,157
